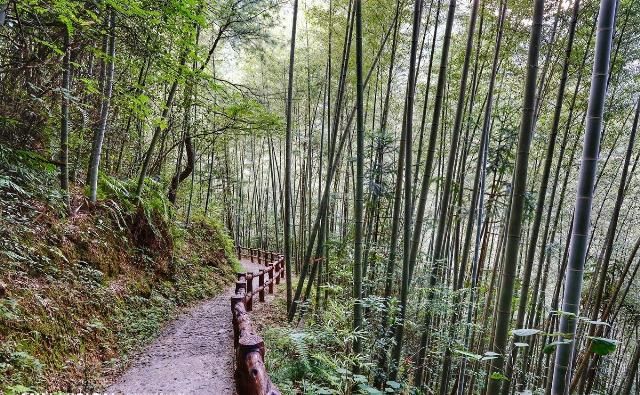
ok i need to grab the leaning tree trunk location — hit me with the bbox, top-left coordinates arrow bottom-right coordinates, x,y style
551,0 -> 617,393
485,0 -> 544,393
572,97 -> 639,393
288,2 -> 354,321
135,76 -> 181,198
284,0 -> 299,311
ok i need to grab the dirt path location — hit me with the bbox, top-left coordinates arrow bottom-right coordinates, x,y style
106,258 -> 266,394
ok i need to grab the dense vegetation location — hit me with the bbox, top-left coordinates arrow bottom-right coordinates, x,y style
0,146 -> 239,391
1,0 -> 640,393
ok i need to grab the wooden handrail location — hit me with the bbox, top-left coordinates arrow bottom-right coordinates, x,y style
232,246 -> 284,395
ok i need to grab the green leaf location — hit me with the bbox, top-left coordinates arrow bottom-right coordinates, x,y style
385,381 -> 401,390
336,367 -> 349,375
543,339 -> 573,354
489,372 -> 508,381
358,383 -> 382,394
514,342 -> 529,348
481,351 -> 500,361
550,309 -> 577,318
353,374 -> 368,383
587,320 -> 611,327
6,385 -> 36,395
512,328 -> 542,337
587,337 -> 618,356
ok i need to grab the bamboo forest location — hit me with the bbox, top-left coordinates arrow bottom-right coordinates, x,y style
1,0 -> 640,393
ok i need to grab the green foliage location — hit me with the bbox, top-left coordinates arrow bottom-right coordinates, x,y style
0,345 -> 44,391
263,294 -> 415,394
0,145 -> 64,209
587,337 -> 618,356
512,329 -> 542,337
543,340 -> 573,354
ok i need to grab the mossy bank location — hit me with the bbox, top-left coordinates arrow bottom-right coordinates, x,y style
0,146 -> 240,392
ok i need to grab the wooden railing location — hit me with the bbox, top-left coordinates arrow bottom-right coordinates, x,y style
232,246 -> 284,395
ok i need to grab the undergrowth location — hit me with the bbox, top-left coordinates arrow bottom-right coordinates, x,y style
0,145 -> 239,392
260,266 -> 415,395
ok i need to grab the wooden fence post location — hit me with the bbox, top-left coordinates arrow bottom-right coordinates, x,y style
246,273 -> 253,311
279,258 -> 285,279
258,269 -> 265,302
235,281 -> 246,295
267,264 -> 274,294
230,295 -> 244,347
231,247 -> 282,395
236,333 -> 274,395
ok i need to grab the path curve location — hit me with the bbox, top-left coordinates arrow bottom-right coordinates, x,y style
107,258 -> 264,394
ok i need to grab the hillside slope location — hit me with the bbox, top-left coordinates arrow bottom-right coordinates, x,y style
0,146 -> 240,392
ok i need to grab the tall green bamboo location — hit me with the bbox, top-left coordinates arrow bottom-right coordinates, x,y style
284,0 -> 299,311
551,0 -> 617,393
60,27 -> 71,214
352,0 -> 365,362
505,0 -> 581,392
388,0 -> 423,381
485,0 -> 544,393
432,0 -> 479,391
411,0 -> 457,386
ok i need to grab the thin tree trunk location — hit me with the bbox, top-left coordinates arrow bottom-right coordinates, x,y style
388,0 -> 425,382
60,27 -> 71,214
410,0 -> 457,386
430,0 -> 480,390
621,341 -> 640,394
283,0 -> 299,312
88,8 -> 115,203
352,0 -> 365,364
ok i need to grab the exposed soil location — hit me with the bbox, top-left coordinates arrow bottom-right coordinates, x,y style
106,258 -> 272,394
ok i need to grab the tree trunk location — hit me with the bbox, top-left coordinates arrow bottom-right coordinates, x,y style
505,1 -> 581,391
87,8 -> 116,203
485,0 -> 544,393
621,341 -> 640,394
388,0 -> 425,382
60,27 -> 71,214
551,1 -> 617,392
431,0 -> 479,390
352,0 -> 365,364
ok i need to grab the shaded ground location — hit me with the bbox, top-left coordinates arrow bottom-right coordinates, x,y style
106,258 -> 271,394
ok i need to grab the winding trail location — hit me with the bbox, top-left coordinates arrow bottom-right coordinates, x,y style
107,258 -> 265,394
